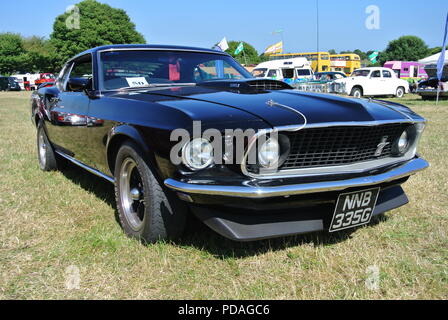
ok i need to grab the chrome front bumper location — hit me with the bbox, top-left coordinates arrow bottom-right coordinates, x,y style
164,158 -> 428,199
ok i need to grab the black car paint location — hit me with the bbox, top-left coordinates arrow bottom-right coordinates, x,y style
31,45 -> 426,241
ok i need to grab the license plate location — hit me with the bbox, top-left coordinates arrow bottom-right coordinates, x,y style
329,188 -> 380,232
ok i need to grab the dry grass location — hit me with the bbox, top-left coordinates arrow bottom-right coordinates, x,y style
0,91 -> 447,300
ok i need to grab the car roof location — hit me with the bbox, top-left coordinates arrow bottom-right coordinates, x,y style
357,67 -> 392,71
69,44 -> 228,62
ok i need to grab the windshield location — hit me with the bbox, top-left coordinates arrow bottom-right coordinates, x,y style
99,50 -> 251,90
252,68 -> 267,78
351,70 -> 370,77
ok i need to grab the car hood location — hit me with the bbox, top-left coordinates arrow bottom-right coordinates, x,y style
111,84 -> 422,128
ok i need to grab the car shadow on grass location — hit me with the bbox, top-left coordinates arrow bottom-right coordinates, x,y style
58,161 -> 389,259
58,161 -> 119,224
179,214 -> 389,259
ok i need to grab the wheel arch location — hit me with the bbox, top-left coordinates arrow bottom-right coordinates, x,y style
352,85 -> 363,94
106,125 -> 156,177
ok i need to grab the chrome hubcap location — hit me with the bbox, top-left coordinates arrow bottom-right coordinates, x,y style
38,132 -> 46,166
119,158 -> 145,231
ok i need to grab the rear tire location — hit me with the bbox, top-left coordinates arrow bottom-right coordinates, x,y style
37,123 -> 58,171
114,141 -> 186,243
395,87 -> 405,98
350,87 -> 363,98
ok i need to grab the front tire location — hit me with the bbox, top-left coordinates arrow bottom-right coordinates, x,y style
396,86 -> 405,98
37,123 -> 58,171
114,141 -> 186,243
350,87 -> 363,98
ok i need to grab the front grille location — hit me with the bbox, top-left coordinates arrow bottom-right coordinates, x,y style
279,124 -> 410,170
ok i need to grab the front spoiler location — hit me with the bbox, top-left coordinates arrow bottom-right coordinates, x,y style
191,185 -> 409,241
164,158 -> 428,199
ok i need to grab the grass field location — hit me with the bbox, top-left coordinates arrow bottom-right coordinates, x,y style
0,92 -> 447,299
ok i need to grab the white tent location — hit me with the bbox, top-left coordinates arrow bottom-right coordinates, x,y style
419,50 -> 448,65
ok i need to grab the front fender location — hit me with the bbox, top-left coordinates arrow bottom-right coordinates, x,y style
106,124 -> 153,176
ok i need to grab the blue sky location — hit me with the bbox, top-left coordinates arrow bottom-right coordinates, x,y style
0,0 -> 447,54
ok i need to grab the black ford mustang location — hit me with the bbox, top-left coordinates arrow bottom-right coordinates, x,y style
31,44 -> 428,242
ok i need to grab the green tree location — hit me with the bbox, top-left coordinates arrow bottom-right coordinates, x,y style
50,0 -> 145,69
328,49 -> 337,55
0,33 -> 29,74
353,49 -> 367,61
428,46 -> 448,56
379,36 -> 429,64
22,36 -> 55,73
225,41 -> 260,65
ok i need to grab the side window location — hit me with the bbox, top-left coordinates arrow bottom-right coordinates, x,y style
371,70 -> 381,78
56,64 -> 72,91
267,69 -> 278,78
69,55 -> 93,81
382,70 -> 392,78
282,68 -> 294,79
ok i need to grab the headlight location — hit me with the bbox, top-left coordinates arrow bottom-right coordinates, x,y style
397,131 -> 409,154
392,123 -> 425,157
182,138 -> 214,170
258,137 -> 280,168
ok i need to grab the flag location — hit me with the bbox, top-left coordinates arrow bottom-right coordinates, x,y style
264,41 -> 283,55
368,51 -> 379,64
234,42 -> 244,55
216,37 -> 229,52
437,13 -> 448,81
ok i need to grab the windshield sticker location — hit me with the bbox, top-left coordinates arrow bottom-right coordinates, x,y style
126,77 -> 149,88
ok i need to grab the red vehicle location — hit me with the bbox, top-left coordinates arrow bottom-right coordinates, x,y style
34,73 -> 55,88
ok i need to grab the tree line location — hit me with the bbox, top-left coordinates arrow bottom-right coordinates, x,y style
328,36 -> 446,66
0,0 -> 144,75
0,0 -> 445,75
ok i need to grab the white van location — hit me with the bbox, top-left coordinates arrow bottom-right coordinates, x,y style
252,58 -> 314,82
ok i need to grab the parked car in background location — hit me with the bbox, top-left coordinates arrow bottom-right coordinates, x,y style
252,58 -> 314,84
332,67 -> 410,98
416,63 -> 448,100
416,76 -> 448,100
31,44 -> 428,243
0,76 -> 21,91
34,73 -> 56,88
313,72 -> 347,83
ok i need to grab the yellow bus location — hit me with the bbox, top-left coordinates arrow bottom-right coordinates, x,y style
269,52 -> 331,73
330,54 -> 361,76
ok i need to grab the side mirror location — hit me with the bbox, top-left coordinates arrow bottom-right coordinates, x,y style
68,78 -> 91,92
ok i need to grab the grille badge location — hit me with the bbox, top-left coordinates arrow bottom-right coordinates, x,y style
374,136 -> 390,157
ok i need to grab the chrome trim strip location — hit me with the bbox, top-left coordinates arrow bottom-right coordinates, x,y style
240,119 -> 426,179
165,158 -> 428,199
55,151 -> 115,183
